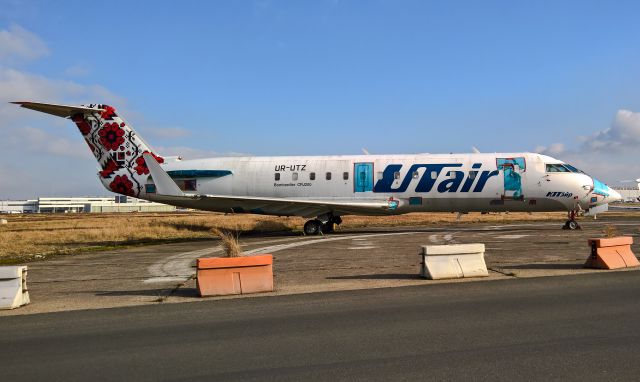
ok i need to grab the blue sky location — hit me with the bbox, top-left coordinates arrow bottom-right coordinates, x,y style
1,0 -> 640,198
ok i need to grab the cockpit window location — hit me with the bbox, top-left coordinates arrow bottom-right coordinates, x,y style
563,164 -> 585,174
545,164 -> 570,173
545,163 -> 587,174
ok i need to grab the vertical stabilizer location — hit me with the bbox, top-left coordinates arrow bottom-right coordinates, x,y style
13,102 -> 163,197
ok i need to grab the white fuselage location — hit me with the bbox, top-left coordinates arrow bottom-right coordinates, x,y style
146,152 -> 616,215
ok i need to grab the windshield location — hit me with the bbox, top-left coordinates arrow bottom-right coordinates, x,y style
564,164 -> 586,174
545,163 -> 588,175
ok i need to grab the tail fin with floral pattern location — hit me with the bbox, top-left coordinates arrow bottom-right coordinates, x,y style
12,102 -> 163,198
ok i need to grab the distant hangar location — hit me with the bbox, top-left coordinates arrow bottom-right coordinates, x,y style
0,196 -> 176,214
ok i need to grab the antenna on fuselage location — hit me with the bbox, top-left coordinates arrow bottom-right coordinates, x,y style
471,146 -> 480,153
361,148 -> 371,155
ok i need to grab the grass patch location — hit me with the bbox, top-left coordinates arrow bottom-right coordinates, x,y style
2,210 -> 627,263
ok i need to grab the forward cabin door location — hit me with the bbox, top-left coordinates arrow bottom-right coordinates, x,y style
354,162 -> 374,192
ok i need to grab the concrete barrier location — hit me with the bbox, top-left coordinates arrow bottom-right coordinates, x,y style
197,255 -> 273,296
585,237 -> 639,270
0,266 -> 30,310
420,244 -> 488,280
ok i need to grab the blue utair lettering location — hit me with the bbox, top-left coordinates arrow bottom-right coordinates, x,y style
373,163 -> 499,193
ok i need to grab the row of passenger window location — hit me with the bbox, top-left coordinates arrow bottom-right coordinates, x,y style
275,172 -> 350,181
274,170 -> 474,182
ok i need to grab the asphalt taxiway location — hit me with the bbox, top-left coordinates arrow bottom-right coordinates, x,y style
1,271 -> 640,381
1,215 -> 639,315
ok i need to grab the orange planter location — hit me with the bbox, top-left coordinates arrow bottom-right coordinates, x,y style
585,237 -> 639,269
196,255 -> 273,296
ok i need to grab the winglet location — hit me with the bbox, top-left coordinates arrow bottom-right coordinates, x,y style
143,153 -> 184,196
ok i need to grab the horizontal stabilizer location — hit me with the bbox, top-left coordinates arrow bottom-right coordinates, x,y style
143,153 -> 184,197
11,101 -> 104,118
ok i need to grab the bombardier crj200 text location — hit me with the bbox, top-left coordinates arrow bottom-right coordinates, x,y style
13,102 -> 621,234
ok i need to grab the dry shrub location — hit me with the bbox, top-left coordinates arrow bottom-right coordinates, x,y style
211,228 -> 243,258
603,225 -> 619,238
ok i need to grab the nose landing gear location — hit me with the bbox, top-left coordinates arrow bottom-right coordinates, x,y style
562,210 -> 581,230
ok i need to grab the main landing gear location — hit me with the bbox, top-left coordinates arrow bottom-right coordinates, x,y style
562,210 -> 581,230
303,215 -> 342,235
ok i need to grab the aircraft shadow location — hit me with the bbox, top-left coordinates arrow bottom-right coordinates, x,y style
94,288 -> 199,298
499,262 -> 584,270
326,273 -> 422,280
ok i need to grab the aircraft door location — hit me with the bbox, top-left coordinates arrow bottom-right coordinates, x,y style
354,162 -> 374,192
497,157 -> 526,200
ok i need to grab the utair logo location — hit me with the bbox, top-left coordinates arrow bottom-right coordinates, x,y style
373,163 -> 499,193
546,191 -> 573,198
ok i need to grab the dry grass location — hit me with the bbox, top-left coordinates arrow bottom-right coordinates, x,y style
211,228 -> 243,257
0,210 -> 603,263
603,225 -> 619,238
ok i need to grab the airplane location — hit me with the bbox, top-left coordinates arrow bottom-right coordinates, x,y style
12,101 -> 622,234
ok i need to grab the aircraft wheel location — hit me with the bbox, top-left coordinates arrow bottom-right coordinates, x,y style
322,222 -> 334,233
563,220 -> 580,230
303,220 -> 322,235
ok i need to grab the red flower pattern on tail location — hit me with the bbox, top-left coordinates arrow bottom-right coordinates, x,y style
134,151 -> 165,175
109,175 -> 134,196
98,122 -> 125,151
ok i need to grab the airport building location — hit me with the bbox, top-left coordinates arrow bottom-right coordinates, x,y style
0,196 -> 176,214
613,187 -> 640,203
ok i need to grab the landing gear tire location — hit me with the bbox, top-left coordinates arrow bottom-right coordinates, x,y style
563,220 -> 581,230
322,222 -> 334,233
303,220 -> 322,235
562,210 -> 581,230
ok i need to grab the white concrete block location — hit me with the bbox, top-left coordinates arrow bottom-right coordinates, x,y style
420,244 -> 488,280
0,266 -> 30,310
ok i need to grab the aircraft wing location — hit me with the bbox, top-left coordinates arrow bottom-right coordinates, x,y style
152,193 -> 393,217
142,153 -> 393,217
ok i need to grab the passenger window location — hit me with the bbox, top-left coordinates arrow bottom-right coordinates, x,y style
412,171 -> 419,179
292,172 -> 298,181
310,172 -> 316,180
394,171 -> 401,180
326,172 -> 332,180
343,172 -> 349,180
275,173 -> 280,181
